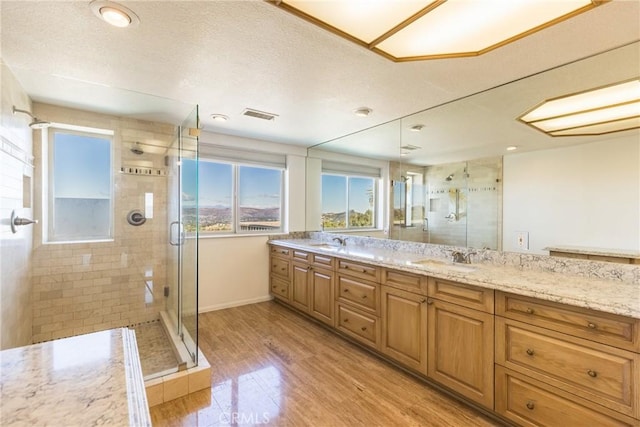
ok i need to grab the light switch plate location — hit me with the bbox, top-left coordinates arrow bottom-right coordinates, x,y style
515,231 -> 529,250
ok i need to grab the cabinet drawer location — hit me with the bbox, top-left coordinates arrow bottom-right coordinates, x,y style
270,245 -> 291,258
270,257 -> 291,279
337,275 -> 379,314
337,259 -> 380,282
312,253 -> 335,268
495,366 -> 637,427
292,250 -> 311,262
383,269 -> 427,295
497,292 -> 640,352
496,318 -> 639,417
336,303 -> 379,349
270,276 -> 289,300
427,277 -> 494,313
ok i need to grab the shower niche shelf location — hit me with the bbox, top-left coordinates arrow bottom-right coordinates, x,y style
120,165 -> 167,176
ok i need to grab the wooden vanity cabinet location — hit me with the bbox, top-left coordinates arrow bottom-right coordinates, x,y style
380,285 -> 428,374
495,291 -> 640,425
335,263 -> 381,349
427,277 -> 495,409
269,245 -> 291,302
290,249 -> 335,326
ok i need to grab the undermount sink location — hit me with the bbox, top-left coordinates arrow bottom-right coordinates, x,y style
411,258 -> 477,273
308,243 -> 340,250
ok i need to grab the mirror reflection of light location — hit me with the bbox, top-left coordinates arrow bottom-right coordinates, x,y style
213,366 -> 281,423
52,332 -> 111,371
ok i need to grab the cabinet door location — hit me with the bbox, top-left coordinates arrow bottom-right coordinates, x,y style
310,267 -> 334,326
291,262 -> 310,312
428,299 -> 494,409
380,286 -> 427,374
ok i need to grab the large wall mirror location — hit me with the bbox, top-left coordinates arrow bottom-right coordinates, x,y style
308,41 -> 640,254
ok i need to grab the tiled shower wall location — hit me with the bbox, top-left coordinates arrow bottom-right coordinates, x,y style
30,103 -> 175,343
0,62 -> 34,349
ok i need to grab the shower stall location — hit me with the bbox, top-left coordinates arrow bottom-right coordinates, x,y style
29,91 -> 200,380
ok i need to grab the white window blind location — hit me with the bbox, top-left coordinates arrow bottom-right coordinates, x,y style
199,144 -> 286,169
322,160 -> 381,178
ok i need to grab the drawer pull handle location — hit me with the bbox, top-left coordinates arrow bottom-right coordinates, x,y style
344,318 -> 349,323
526,349 -> 534,356
587,369 -> 597,378
526,308 -> 534,314
280,250 -> 287,254
361,327 -> 367,331
420,299 -> 427,304
280,288 -> 285,292
361,295 -> 367,299
526,401 -> 535,410
281,267 -> 286,271
587,322 -> 597,329
343,289 -> 350,293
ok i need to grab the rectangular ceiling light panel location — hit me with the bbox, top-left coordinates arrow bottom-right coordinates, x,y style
274,0 -> 600,61
285,0 -> 431,44
519,79 -> 640,137
377,0 -> 593,58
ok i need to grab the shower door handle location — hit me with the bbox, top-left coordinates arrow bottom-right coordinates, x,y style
170,221 -> 185,246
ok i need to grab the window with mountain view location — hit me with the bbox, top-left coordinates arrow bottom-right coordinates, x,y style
49,129 -> 113,242
322,174 -> 376,229
189,159 -> 283,234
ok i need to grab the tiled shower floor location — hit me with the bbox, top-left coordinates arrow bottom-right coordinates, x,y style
132,321 -> 178,377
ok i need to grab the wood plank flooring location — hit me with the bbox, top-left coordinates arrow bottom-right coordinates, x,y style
150,301 -> 500,426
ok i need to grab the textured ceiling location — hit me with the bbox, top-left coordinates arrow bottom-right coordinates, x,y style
1,0 -> 639,161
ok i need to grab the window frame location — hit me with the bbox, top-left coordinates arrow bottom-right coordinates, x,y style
197,157 -> 285,236
46,125 -> 115,244
321,172 -> 379,231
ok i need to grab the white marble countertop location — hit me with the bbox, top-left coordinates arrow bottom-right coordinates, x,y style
0,328 -> 151,426
270,239 -> 640,319
545,245 -> 640,259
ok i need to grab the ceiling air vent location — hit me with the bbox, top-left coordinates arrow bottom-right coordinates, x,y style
400,144 -> 421,150
242,108 -> 279,121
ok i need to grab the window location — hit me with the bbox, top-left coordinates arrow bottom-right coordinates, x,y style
48,128 -> 113,242
186,157 -> 284,234
322,174 -> 378,230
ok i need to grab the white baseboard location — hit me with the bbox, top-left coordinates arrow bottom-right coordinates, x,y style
199,295 -> 273,313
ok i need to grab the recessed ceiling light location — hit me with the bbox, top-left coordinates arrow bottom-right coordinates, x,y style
90,1 -> 140,28
354,107 -> 372,117
409,124 -> 425,132
506,146 -> 518,151
211,114 -> 229,122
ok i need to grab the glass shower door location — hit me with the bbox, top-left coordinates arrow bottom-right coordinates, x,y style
167,106 -> 199,366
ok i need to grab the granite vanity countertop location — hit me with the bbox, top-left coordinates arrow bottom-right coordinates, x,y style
0,328 -> 150,426
545,245 -> 640,259
269,239 -> 640,319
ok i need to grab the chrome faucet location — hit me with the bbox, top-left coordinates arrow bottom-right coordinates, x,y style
332,237 -> 348,246
451,250 -> 476,264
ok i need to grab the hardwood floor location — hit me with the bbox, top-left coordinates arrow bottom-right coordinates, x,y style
150,301 -> 500,426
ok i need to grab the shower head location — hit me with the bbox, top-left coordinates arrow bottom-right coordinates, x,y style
445,174 -> 454,181
12,106 -> 51,129
131,142 -> 144,155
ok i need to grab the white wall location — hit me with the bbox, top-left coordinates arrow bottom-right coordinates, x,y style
197,132 -> 306,312
503,135 -> 640,254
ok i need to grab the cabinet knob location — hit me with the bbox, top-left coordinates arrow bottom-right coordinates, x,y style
361,295 -> 367,299
281,267 -> 286,271
587,369 -> 597,378
344,318 -> 349,323
280,250 -> 287,254
280,288 -> 286,292
526,401 -> 535,410
426,298 -> 434,305
526,308 -> 534,314
343,289 -> 350,293
361,327 -> 367,331
526,348 -> 534,356
587,322 -> 597,329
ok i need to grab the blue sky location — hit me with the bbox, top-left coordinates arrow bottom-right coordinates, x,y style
322,175 -> 373,213
182,160 -> 281,208
54,132 -> 111,199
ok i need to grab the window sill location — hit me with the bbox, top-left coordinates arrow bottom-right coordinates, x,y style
44,238 -> 115,245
